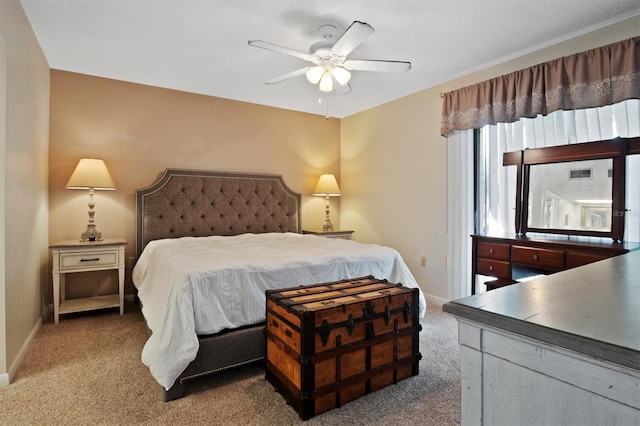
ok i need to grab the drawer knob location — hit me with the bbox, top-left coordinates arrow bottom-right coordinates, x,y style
532,254 -> 539,261
80,257 -> 100,262
489,265 -> 494,271
489,248 -> 495,254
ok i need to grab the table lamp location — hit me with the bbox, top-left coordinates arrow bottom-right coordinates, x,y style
313,174 -> 341,231
66,158 -> 116,242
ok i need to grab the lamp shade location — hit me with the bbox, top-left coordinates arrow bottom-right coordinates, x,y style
66,159 -> 116,190
313,174 -> 341,196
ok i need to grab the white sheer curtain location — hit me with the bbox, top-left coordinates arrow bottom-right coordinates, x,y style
447,99 -> 640,299
446,129 -> 474,300
479,99 -> 640,242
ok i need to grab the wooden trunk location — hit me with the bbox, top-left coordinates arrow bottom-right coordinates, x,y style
265,276 -> 422,420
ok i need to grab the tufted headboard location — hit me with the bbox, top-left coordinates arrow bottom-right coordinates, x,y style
135,169 -> 301,259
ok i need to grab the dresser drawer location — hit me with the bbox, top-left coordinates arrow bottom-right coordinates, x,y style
566,251 -> 616,269
512,245 -> 565,270
59,249 -> 119,271
476,258 -> 510,279
476,241 -> 510,261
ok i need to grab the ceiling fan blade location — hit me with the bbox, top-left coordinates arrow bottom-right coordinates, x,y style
333,82 -> 352,95
330,21 -> 374,57
264,67 -> 308,85
248,40 -> 313,62
343,59 -> 411,73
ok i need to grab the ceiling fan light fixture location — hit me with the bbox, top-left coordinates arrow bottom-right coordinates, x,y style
331,67 -> 351,85
319,71 -> 333,92
306,66 -> 324,84
249,21 -> 411,96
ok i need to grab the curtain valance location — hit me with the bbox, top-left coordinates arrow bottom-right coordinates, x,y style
441,36 -> 640,136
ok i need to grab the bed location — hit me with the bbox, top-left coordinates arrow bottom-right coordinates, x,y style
133,169 -> 426,401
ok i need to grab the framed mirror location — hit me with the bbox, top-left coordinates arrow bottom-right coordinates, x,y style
505,139 -> 628,242
526,159 -> 613,232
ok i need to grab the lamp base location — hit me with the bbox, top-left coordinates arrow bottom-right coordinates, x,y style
80,224 -> 103,242
322,194 -> 334,231
322,219 -> 334,231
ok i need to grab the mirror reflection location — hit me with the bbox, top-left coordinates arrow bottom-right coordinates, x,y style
527,159 -> 613,232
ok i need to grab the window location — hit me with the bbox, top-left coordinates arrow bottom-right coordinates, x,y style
476,99 -> 640,242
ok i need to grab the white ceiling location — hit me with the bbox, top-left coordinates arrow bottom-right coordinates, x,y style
19,0 -> 640,118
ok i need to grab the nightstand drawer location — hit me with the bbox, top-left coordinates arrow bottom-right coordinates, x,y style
59,249 -> 119,271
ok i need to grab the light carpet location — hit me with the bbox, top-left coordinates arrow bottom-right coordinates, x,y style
0,301 -> 460,425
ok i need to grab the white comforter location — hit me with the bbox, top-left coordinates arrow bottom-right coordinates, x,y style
132,232 -> 426,390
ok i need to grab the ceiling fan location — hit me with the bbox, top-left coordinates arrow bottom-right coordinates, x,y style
248,21 -> 411,95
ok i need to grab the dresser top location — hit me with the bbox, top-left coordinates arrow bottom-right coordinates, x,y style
473,232 -> 640,251
444,250 -> 640,370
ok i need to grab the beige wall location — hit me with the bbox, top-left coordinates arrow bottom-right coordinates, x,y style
341,16 -> 640,301
48,71 -> 341,299
0,0 -> 50,384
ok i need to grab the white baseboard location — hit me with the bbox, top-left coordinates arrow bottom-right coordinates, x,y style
5,316 -> 42,385
425,293 -> 449,307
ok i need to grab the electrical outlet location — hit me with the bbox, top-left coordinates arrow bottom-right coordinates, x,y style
420,256 -> 426,267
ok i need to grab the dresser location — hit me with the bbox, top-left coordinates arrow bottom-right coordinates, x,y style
445,251 -> 640,425
471,234 -> 637,294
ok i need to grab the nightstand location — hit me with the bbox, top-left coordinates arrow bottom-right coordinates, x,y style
50,238 -> 127,324
302,229 -> 354,240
